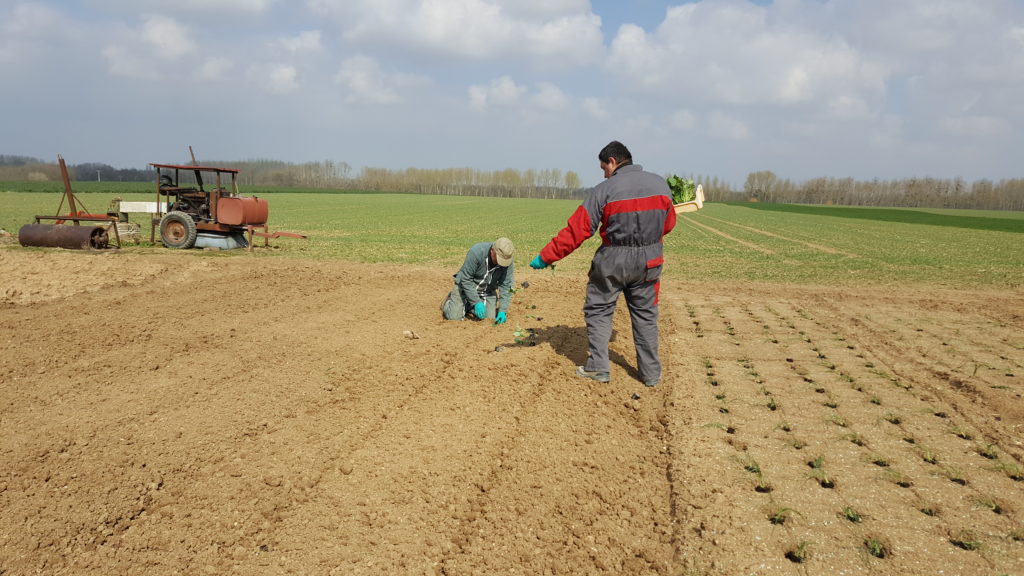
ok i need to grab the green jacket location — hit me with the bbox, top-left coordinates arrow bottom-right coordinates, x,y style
454,242 -> 515,312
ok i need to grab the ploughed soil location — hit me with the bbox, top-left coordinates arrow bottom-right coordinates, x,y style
1,246 -> 1022,575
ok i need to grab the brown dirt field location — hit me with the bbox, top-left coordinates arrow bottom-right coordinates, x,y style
1,247 -> 1022,575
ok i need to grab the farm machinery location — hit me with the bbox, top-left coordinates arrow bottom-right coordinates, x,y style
18,155 -> 122,250
152,148 -> 307,250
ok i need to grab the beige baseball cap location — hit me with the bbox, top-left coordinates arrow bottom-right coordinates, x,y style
493,237 -> 514,266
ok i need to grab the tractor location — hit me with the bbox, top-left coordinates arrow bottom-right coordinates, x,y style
152,150 -> 306,250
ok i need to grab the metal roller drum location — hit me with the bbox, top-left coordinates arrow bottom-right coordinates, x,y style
19,224 -> 110,249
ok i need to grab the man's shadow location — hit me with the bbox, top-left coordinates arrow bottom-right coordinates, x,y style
533,324 -> 641,381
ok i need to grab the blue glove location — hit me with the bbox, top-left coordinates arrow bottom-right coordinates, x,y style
474,301 -> 487,319
529,255 -> 548,269
495,310 -> 507,325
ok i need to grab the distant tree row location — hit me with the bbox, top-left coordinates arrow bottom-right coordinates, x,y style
743,170 -> 1024,211
2,155 -> 1020,210
352,166 -> 584,199
0,156 -> 155,183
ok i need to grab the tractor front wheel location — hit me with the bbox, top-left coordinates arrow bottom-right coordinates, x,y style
159,211 -> 198,249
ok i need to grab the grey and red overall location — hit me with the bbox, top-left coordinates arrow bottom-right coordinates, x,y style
540,164 -> 677,383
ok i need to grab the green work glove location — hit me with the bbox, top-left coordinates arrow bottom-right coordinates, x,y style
529,255 -> 547,269
495,310 -> 507,325
474,301 -> 487,319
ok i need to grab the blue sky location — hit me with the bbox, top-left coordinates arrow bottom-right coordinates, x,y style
2,0 -> 1022,188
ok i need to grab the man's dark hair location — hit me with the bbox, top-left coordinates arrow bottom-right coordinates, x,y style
598,141 -> 632,165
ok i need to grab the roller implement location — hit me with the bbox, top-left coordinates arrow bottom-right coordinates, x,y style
18,155 -> 121,250
151,147 -> 307,250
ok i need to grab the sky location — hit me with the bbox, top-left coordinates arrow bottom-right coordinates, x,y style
2,0 -> 1022,188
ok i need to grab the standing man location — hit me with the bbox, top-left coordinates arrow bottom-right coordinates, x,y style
530,141 -> 676,387
442,237 -> 515,324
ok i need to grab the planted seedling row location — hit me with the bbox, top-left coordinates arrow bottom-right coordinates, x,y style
866,308 -> 1021,391
681,295 -> 1024,573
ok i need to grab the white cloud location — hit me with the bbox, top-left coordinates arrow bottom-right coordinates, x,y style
582,97 -> 608,120
101,14 -> 197,79
2,2 -> 63,35
101,44 -> 150,79
828,95 -> 870,119
939,115 -> 1007,138
94,0 -> 277,14
468,77 -> 569,116
141,14 -> 197,60
500,0 -> 591,19
0,3 -> 75,63
309,0 -> 602,66
607,2 -> 888,117
533,83 -> 569,111
273,30 -> 323,55
469,76 -> 527,111
708,112 -> 749,141
335,55 -> 424,104
268,65 -> 299,93
199,57 -> 233,80
669,110 -> 697,132
1012,27 -> 1024,47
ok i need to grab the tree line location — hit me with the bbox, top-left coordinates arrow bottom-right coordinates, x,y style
741,170 -> 1024,212
1,155 -> 1020,210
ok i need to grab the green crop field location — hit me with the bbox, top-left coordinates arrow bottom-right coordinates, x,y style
2,186 -> 1021,288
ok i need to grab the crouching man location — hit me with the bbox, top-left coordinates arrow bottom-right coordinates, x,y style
441,237 -> 515,324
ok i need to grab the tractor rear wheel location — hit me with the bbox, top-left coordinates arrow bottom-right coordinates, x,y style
159,211 -> 197,249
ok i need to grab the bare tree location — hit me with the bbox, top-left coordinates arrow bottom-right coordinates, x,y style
744,171 -> 777,202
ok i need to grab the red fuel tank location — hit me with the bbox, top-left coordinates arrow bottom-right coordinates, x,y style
218,196 -> 268,226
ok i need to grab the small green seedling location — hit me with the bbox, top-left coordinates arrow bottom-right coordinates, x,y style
807,456 -> 834,488
512,326 -> 536,346
842,506 -> 862,523
865,537 -> 888,559
885,469 -> 912,488
829,413 -> 848,427
950,425 -> 973,440
741,456 -> 761,475
974,497 -> 1002,515
944,466 -> 966,485
977,444 -> 998,460
950,530 -> 983,551
768,506 -> 797,525
785,540 -> 811,563
994,461 -> 1024,481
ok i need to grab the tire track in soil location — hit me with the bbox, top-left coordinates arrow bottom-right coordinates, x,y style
699,214 -> 860,258
678,215 -> 777,255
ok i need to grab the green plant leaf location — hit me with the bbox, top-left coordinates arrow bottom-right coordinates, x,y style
667,174 -> 696,204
